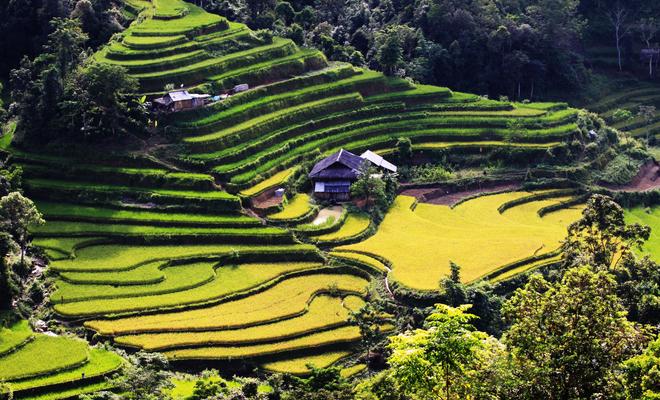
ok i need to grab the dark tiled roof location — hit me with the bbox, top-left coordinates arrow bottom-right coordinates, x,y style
309,149 -> 365,179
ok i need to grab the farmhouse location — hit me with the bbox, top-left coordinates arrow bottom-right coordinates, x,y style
309,149 -> 397,200
153,90 -> 211,113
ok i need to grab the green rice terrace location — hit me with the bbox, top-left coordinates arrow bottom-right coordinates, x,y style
1,0 -> 658,397
584,77 -> 660,146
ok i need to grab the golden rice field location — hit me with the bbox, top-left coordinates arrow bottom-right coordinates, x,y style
113,295 -> 363,351
342,192 -> 583,290
267,193 -> 314,221
262,351 -> 352,374
86,273 -> 369,335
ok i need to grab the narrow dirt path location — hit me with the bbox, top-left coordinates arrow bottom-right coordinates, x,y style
601,161 -> 660,192
401,182 -> 521,206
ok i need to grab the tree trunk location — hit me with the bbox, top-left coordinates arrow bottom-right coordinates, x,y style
530,80 -> 534,100
616,26 -> 623,71
650,56 -> 654,78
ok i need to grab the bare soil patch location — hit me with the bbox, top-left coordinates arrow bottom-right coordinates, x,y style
401,181 -> 521,206
311,206 -> 343,225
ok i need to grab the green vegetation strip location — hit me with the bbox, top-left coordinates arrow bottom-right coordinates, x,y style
51,243 -> 318,272
35,202 -> 260,227
52,262 -> 219,303
9,349 -> 123,392
0,336 -> 89,381
0,321 -> 33,356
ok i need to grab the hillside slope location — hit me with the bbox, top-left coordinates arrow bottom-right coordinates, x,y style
1,0 -> 588,375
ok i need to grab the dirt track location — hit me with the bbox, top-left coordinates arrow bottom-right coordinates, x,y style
602,161 -> 660,192
401,182 -> 521,206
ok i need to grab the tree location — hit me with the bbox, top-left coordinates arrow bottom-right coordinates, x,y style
616,336 -> 660,399
638,18 -> 658,77
605,1 -> 634,72
351,165 -> 386,209
349,301 -> 388,364
440,262 -> 467,307
638,105 -> 657,142
563,194 -> 650,270
377,33 -> 403,76
384,304 -> 486,400
0,192 -> 44,264
113,352 -> 173,400
44,18 -> 88,78
395,137 -> 412,164
60,61 -> 144,139
0,232 -> 19,310
274,2 -> 295,24
502,267 -> 646,399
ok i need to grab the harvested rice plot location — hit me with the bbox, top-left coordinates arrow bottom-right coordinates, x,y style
342,192 -> 582,290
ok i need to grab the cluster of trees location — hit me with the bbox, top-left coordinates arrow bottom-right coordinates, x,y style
9,17 -> 147,143
580,0 -> 660,77
0,0 -> 124,78
199,0 -> 586,99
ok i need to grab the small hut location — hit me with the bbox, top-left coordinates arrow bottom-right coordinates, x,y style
153,90 -> 210,113
308,149 -> 397,200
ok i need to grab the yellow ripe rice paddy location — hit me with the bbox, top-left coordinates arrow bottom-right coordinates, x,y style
262,351 -> 351,375
342,192 -> 582,290
85,273 -> 369,335
240,168 -> 295,197
114,295 -> 358,351
162,325 -> 362,360
56,262 -> 323,317
268,194 -> 314,220
314,214 -> 371,242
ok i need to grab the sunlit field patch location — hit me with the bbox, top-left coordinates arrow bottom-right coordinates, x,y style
625,206 -> 660,261
342,192 -> 582,290
86,273 -> 369,335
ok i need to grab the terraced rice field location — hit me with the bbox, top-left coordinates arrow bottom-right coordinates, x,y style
0,321 -> 122,400
0,0 -> 587,381
585,80 -> 660,145
341,191 -> 584,290
625,207 -> 660,261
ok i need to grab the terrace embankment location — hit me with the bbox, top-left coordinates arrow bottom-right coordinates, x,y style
401,180 -> 522,206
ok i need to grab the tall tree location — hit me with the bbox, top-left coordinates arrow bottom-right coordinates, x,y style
502,267 -> 646,399
384,304 -> 487,400
60,61 -> 144,138
637,18 -> 658,77
563,194 -> 650,270
0,192 -> 44,264
377,33 -> 403,76
604,1 -> 634,71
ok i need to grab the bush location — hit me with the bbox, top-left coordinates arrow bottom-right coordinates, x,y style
612,108 -> 633,123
